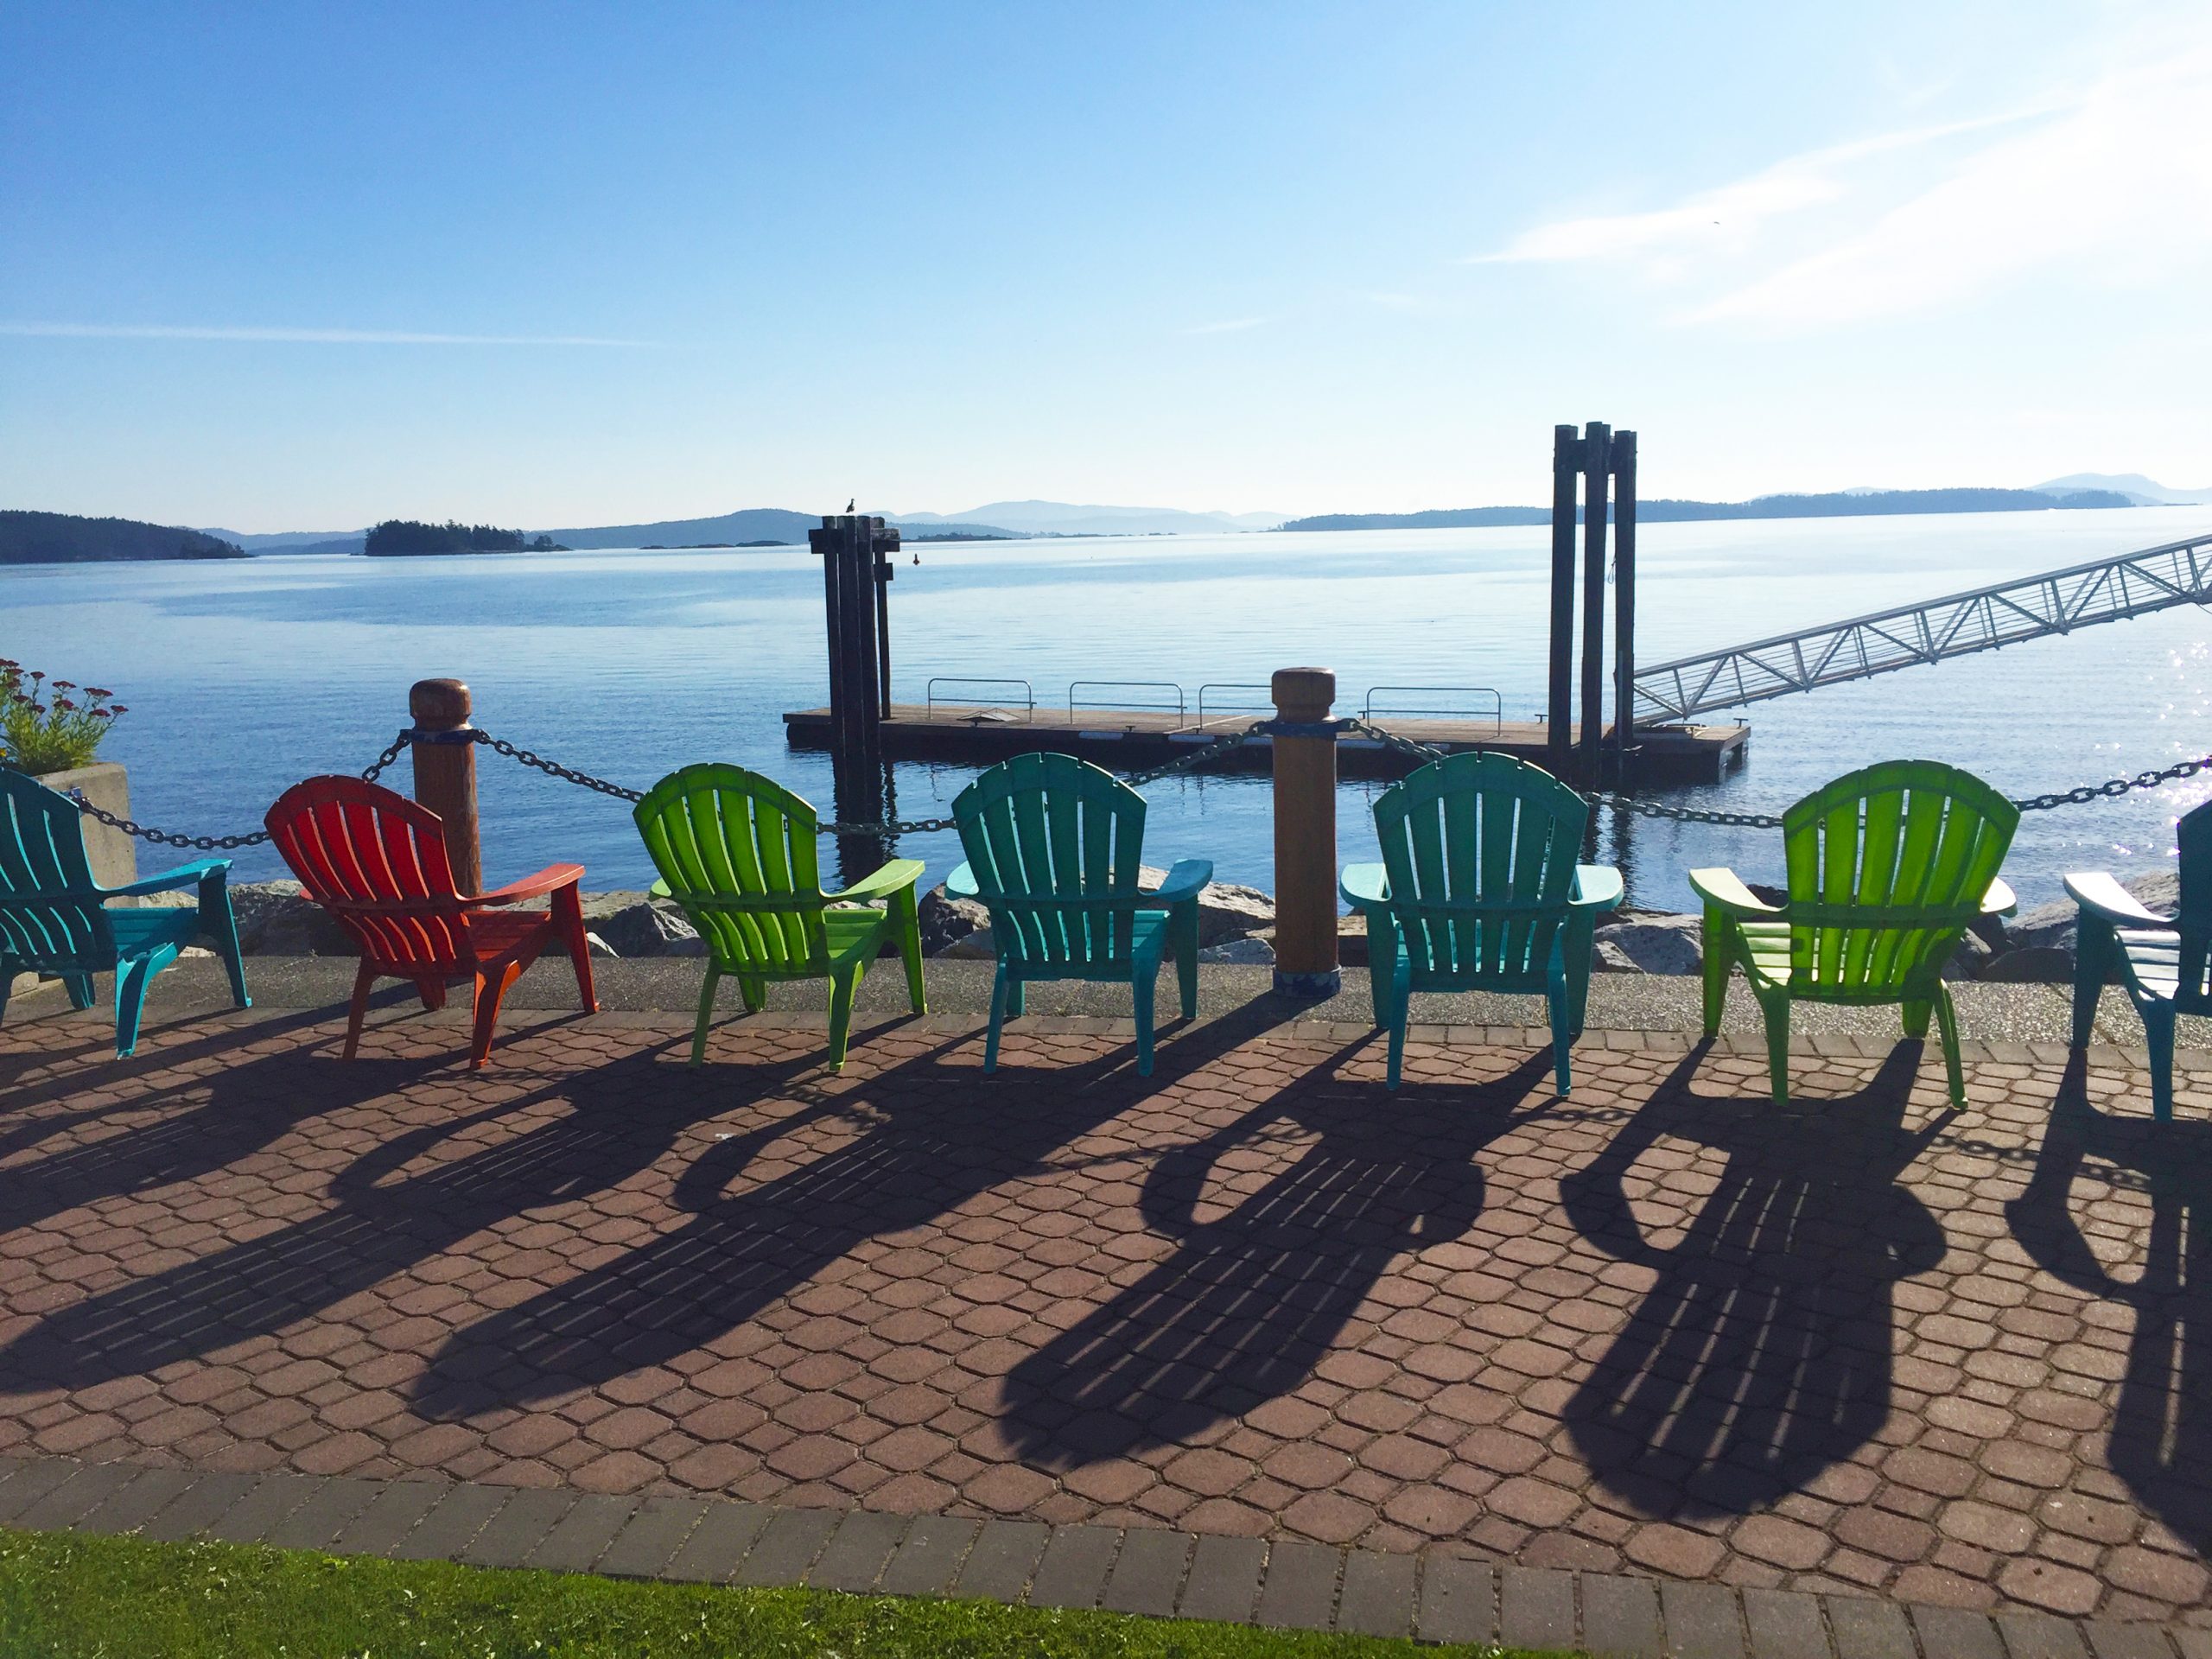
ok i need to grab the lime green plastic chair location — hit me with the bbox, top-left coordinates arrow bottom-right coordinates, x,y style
0,766 -> 251,1055
2064,794 -> 2212,1122
1692,760 -> 2018,1109
633,763 -> 925,1068
1339,751 -> 1620,1092
946,753 -> 1211,1076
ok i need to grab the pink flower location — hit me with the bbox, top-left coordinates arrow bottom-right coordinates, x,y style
51,680 -> 73,692
52,697 -> 76,712
86,688 -> 113,698
108,705 -> 128,715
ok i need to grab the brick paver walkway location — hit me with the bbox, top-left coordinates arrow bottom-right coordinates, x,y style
1,1001 -> 2207,1637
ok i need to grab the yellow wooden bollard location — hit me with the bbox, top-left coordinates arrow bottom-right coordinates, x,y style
1270,666 -> 1340,997
409,677 -> 481,895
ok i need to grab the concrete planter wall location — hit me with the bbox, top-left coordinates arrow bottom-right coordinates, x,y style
35,760 -> 138,891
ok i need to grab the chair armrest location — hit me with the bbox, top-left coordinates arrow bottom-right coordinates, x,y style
2064,871 -> 2171,930
648,876 -> 672,899
1141,859 -> 1213,908
1980,877 -> 2018,918
1338,862 -> 1390,907
109,857 -> 232,897
1688,867 -> 1779,917
826,858 -> 926,905
944,861 -> 980,899
1570,865 -> 1624,912
465,862 -> 585,907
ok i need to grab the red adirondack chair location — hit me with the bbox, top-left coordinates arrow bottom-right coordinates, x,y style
264,776 -> 597,1066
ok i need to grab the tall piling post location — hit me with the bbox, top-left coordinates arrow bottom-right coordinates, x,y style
811,512 -> 893,881
1580,422 -> 1611,781
409,677 -> 481,894
1611,430 -> 1638,780
1270,666 -> 1340,998
1548,426 -> 1581,779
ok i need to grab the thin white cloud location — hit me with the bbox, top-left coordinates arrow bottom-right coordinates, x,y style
1183,316 -> 1267,335
0,321 -> 652,346
1471,107 -> 2051,270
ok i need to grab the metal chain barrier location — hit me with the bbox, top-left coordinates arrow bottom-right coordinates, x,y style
50,716 -> 2212,852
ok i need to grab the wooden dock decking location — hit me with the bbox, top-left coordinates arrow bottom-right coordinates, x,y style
784,702 -> 1749,783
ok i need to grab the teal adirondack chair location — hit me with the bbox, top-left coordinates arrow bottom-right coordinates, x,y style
947,753 -> 1211,1076
1693,760 -> 2018,1109
2064,795 -> 2212,1122
0,767 -> 250,1054
632,763 -> 925,1068
1339,752 -> 1620,1091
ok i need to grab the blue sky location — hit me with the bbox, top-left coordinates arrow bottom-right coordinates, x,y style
4,1 -> 2209,530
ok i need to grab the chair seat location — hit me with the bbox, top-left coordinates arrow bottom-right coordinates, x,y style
106,905 -> 201,959
1001,910 -> 1166,980
359,907 -> 552,976
1736,919 -> 1796,987
2114,928 -> 2212,1004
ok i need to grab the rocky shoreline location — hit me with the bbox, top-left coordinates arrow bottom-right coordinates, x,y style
160,870 -> 2180,982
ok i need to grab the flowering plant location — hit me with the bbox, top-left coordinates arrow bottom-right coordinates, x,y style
0,660 -> 126,773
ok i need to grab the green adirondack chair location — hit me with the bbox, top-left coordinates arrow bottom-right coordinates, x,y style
1692,760 -> 2018,1109
2064,795 -> 2212,1122
0,766 -> 251,1055
632,763 -> 925,1069
1339,752 -> 1621,1092
946,752 -> 1211,1076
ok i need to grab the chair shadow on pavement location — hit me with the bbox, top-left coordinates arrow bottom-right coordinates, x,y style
999,1049 -> 1556,1468
2007,1052 -> 2212,1555
410,999 -> 1315,1421
1560,1044 -> 1949,1517
0,1033 -> 750,1393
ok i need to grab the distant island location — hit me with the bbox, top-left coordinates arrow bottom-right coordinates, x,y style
1279,486 -> 2137,532
1,510 -> 246,563
364,519 -> 566,556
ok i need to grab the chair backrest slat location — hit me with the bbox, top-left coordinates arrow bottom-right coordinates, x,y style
2171,798 -> 2212,1011
265,777 -> 471,970
954,753 -> 1143,972
1780,760 -> 2018,997
632,765 -> 828,976
0,770 -> 111,969
1372,753 -> 1585,986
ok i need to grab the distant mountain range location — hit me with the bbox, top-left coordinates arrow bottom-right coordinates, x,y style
1280,486 -> 2144,532
896,499 -> 1284,536
2029,473 -> 2212,506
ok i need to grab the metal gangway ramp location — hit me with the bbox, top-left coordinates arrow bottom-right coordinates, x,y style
1633,527 -> 2212,723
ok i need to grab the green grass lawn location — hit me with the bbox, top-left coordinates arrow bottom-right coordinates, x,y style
0,1526 -> 1574,1658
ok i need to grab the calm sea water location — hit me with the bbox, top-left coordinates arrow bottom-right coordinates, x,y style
11,505 -> 2211,912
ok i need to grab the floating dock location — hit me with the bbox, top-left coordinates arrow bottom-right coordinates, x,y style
784,702 -> 1748,785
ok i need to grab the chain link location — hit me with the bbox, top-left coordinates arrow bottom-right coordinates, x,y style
53,718 -> 2212,853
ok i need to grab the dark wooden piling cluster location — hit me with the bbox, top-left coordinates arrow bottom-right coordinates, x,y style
1548,422 -> 1637,783
810,513 -> 900,874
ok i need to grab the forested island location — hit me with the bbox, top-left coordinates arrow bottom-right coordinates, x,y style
0,511 -> 247,563
364,520 -> 565,556
1280,486 -> 2136,532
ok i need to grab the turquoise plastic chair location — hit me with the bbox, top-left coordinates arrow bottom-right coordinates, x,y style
2066,795 -> 2212,1122
0,767 -> 251,1054
947,753 -> 1211,1076
1340,751 -> 1620,1091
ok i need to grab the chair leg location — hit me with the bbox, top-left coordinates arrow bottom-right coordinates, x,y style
1007,978 -> 1026,1018
1365,912 -> 1396,1032
1700,909 -> 1730,1036
1901,997 -> 1933,1040
114,954 -> 158,1057
198,874 -> 252,1009
1385,951 -> 1412,1090
1758,989 -> 1791,1106
0,958 -> 11,1028
468,960 -> 525,1069
1174,899 -> 1198,1019
63,972 -> 95,1012
1134,961 -> 1160,1077
553,883 -> 598,1012
1548,975 -> 1573,1096
2072,916 -> 2115,1047
1933,985 -> 1966,1109
2143,1001 -> 2177,1124
416,976 -> 449,1012
344,960 -> 378,1060
827,963 -> 860,1071
894,887 -> 926,1014
737,975 -> 766,1014
691,966 -> 721,1066
985,966 -> 1011,1074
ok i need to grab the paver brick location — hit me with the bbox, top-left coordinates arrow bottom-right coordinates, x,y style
1499,1565 -> 1575,1653
200,1471 -> 320,1544
1742,1586 -> 1832,1659
953,1518 -> 1049,1602
1908,1603 -> 2005,1659
732,1507 -> 840,1587
598,1496 -> 711,1580
1827,1592 -> 1917,1659
264,1475 -> 382,1550
805,1509 -> 908,1592
1255,1538 -> 1341,1630
1176,1533 -> 1265,1624
12,1461 -> 138,1529
388,1483 -> 512,1560
1414,1554 -> 1497,1645
877,1514 -> 980,1598
1663,1579 -> 1746,1659
1334,1548 -> 1415,1637
0,1006 -> 2208,1628
1027,1523 -> 1121,1611
661,1500 -> 772,1583
1580,1572 -> 1662,1657
75,1465 -> 198,1534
